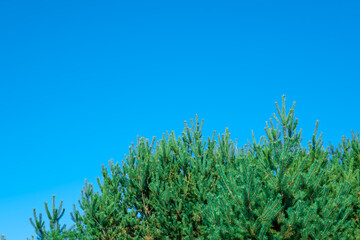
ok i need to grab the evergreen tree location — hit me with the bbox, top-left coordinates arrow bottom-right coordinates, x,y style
27,95 -> 357,239
203,95 -> 353,239
327,131 -> 360,238
28,195 -> 77,240
69,115 -> 222,239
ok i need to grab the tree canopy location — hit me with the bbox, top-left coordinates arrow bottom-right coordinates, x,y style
2,96 -> 358,240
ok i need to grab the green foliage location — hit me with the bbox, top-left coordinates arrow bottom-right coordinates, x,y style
70,115 -> 222,239
28,195 -> 78,240
204,96 -> 353,239
327,131 -> 360,238
27,95 -> 359,239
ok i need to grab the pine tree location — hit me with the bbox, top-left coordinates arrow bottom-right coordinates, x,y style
203,95 -> 353,239
28,195 -> 77,240
30,195 -> 76,240
327,131 -> 360,238
27,95 -> 357,239
69,115 -> 222,239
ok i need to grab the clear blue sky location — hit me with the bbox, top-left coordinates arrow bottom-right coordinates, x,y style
0,0 -> 359,238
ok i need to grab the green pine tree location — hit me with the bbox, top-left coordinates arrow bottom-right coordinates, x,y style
327,131 -> 360,239
28,195 -> 77,240
27,95 -> 358,239
69,115 -> 222,239
203,95 -> 353,239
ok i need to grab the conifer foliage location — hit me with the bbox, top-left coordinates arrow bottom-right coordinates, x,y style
327,131 -> 360,238
67,115 -> 222,239
13,95 -> 359,239
27,195 -> 77,240
203,96 -> 353,239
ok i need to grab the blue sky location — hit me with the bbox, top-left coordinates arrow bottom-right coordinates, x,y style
0,0 -> 359,238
